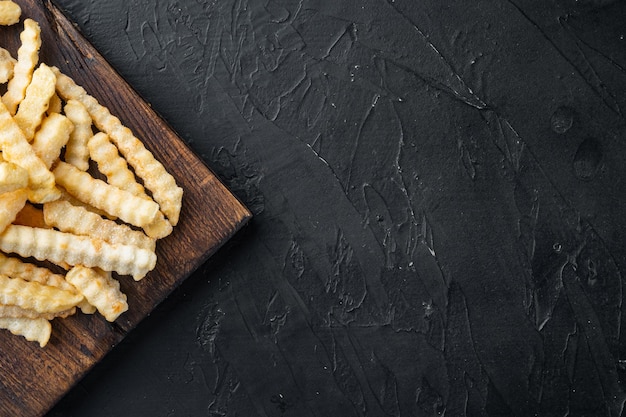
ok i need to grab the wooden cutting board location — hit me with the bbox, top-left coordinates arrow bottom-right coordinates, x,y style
0,1 -> 252,416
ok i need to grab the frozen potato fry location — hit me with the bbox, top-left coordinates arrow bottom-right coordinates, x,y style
0,161 -> 27,193
63,99 -> 91,171
2,18 -> 40,115
0,251 -> 74,292
0,188 -> 27,233
142,212 -> 173,239
0,47 -> 15,83
88,132 -> 147,197
30,112 -> 73,167
44,200 -> 156,251
47,92 -> 62,114
0,317 -> 51,347
0,225 -> 157,280
0,1 -> 20,26
0,274 -> 82,314
13,63 -> 56,141
0,100 -> 59,203
57,186 -> 115,220
0,304 -> 75,320
53,67 -> 183,225
53,161 -> 159,228
66,266 -> 128,322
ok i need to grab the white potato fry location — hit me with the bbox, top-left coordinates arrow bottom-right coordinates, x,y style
0,161 -> 27,194
142,213 -> 173,240
0,224 -> 157,280
44,199 -> 156,252
0,304 -> 75,320
53,161 -> 159,228
0,100 -> 59,203
13,63 -> 56,141
0,188 -> 27,233
2,19 -> 40,115
0,1 -> 20,26
65,266 -> 127,322
88,132 -> 147,197
63,99 -> 91,171
0,274 -> 82,314
0,251 -> 74,292
0,47 -> 15,83
31,112 -> 73,167
0,316 -> 51,347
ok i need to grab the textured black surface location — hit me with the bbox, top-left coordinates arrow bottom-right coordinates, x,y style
45,0 -> 626,416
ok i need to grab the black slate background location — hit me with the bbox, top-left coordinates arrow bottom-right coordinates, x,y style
45,0 -> 626,416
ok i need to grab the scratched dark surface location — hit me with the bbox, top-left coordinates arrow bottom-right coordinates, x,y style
44,0 -> 626,416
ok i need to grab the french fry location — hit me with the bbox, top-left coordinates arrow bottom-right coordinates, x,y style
52,67 -> 183,225
65,266 -> 128,322
0,304 -> 75,320
63,99 -> 91,170
88,132 -> 147,197
0,47 -> 15,83
53,161 -> 159,228
57,186 -> 114,220
0,99 -> 59,203
0,251 -> 89,313
0,1 -> 20,26
47,92 -> 62,114
13,63 -> 56,141
2,18 -> 40,115
0,317 -> 51,347
142,213 -> 173,239
0,274 -> 82,313
0,252 -> 73,291
0,161 -> 27,193
30,112 -> 73,167
0,188 -> 27,233
0,248 -> 85,309
0,224 -> 157,280
0,242 -> 96,314
44,200 -> 156,252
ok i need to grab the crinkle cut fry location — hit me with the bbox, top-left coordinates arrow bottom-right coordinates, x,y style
2,18 -> 40,115
31,112 -> 73,168
0,224 -> 156,280
0,99 -> 59,203
63,99 -> 92,171
53,161 -> 159,229
0,188 -> 28,234
0,251 -> 73,291
0,1 -> 21,26
0,317 -> 51,347
66,266 -> 128,322
44,199 -> 156,252
88,132 -> 147,197
0,47 -> 15,84
0,274 -> 82,314
13,63 -> 57,141
52,67 -> 183,226
0,161 -> 28,194
0,304 -> 75,320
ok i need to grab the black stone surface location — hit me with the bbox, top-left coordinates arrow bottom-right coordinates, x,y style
45,0 -> 626,416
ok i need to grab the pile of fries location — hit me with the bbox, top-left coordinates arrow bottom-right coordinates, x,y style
0,1 -> 183,346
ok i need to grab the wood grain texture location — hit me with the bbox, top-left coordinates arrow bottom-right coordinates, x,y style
0,1 -> 251,416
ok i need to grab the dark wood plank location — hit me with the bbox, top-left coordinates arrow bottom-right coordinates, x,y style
0,1 -> 251,416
